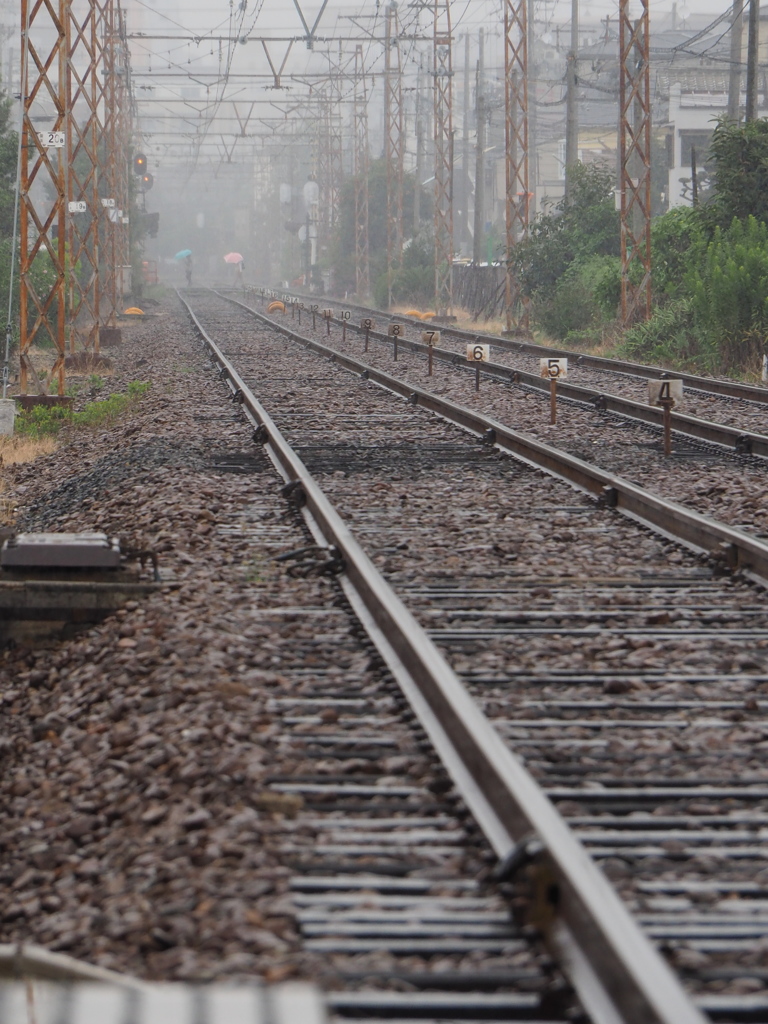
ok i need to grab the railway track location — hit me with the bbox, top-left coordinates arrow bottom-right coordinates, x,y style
265,290 -> 768,460
242,290 -> 768,549
174,288 -> 768,1021
272,289 -> 768,408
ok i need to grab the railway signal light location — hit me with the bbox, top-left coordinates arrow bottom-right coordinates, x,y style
141,172 -> 154,192
133,152 -> 147,175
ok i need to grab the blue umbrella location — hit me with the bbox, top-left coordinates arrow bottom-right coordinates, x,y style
174,249 -> 192,260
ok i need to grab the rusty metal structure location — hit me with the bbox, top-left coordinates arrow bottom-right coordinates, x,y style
66,0 -> 109,357
384,1 -> 404,307
315,74 -> 344,277
619,0 -> 652,325
353,45 -> 370,299
104,1 -> 132,323
504,0 -> 529,332
432,0 -> 453,315
20,0 -> 68,394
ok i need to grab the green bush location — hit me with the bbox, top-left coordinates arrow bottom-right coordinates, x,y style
531,255 -> 621,341
15,380 -> 150,438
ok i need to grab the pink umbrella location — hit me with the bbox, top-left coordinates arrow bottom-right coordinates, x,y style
223,252 -> 243,263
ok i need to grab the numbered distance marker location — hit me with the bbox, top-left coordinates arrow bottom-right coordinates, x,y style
340,310 -> 351,340
388,322 -> 403,360
100,197 -> 115,208
539,357 -> 568,379
422,330 -> 440,375
648,379 -> 683,457
321,308 -> 333,318
321,308 -> 333,335
648,379 -> 683,408
540,357 -> 567,424
361,318 -> 374,352
37,130 -> 65,149
466,343 -> 489,392
68,200 -> 87,213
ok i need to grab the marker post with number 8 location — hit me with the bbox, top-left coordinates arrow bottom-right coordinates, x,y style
422,329 -> 440,376
540,358 -> 568,424
388,322 -> 403,361
467,343 -> 490,391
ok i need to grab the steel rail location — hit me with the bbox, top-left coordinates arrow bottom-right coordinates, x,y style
274,289 -> 768,404
180,290 -> 707,1024
317,309 -> 768,458
235,291 -> 768,586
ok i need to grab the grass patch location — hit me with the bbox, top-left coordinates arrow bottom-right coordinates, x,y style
15,380 -> 151,439
0,434 -> 57,464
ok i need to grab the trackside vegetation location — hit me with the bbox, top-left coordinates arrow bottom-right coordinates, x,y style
15,381 -> 151,439
512,118 -> 768,377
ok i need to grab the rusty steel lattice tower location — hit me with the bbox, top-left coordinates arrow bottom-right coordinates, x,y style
353,44 -> 370,299
104,1 -> 132,323
66,0 -> 109,356
316,77 -> 344,272
384,1 -> 404,307
20,0 -> 68,394
433,0 -> 453,315
504,0 -> 529,332
619,0 -> 652,325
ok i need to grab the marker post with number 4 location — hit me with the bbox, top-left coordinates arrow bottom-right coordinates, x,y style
467,343 -> 490,390
540,358 -> 568,424
648,379 -> 683,456
422,329 -> 440,375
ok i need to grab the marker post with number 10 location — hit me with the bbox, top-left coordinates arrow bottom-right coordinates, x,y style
540,358 -> 568,424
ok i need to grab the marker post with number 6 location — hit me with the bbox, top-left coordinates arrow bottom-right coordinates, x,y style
648,379 -> 683,456
467,343 -> 490,390
422,329 -> 440,376
540,358 -> 568,424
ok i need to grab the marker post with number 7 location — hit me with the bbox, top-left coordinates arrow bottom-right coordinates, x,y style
467,343 -> 490,390
540,358 -> 568,424
422,329 -> 440,376
648,379 -> 683,456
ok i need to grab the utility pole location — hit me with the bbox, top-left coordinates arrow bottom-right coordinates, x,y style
527,0 -> 537,216
564,0 -> 578,198
727,0 -> 743,121
746,0 -> 759,122
414,56 -> 424,231
461,33 -> 470,254
504,0 -> 529,332
384,1 -> 404,307
472,30 -> 485,266
433,0 -> 454,316
619,0 -> 652,325
353,44 -> 370,299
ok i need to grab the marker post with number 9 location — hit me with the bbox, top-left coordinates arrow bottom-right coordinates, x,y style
539,358 -> 568,424
467,343 -> 490,390
361,318 -> 374,351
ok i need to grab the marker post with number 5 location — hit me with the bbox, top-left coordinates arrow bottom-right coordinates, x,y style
467,343 -> 490,390
422,330 -> 440,376
648,379 -> 683,456
540,358 -> 568,424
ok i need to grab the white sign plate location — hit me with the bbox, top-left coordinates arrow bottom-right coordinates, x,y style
421,330 -> 441,346
467,343 -> 489,362
101,197 -> 116,208
540,357 -> 568,379
648,379 -> 683,408
37,130 -> 65,149
68,200 -> 87,213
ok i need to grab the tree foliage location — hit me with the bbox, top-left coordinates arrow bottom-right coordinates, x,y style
706,117 -> 768,228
